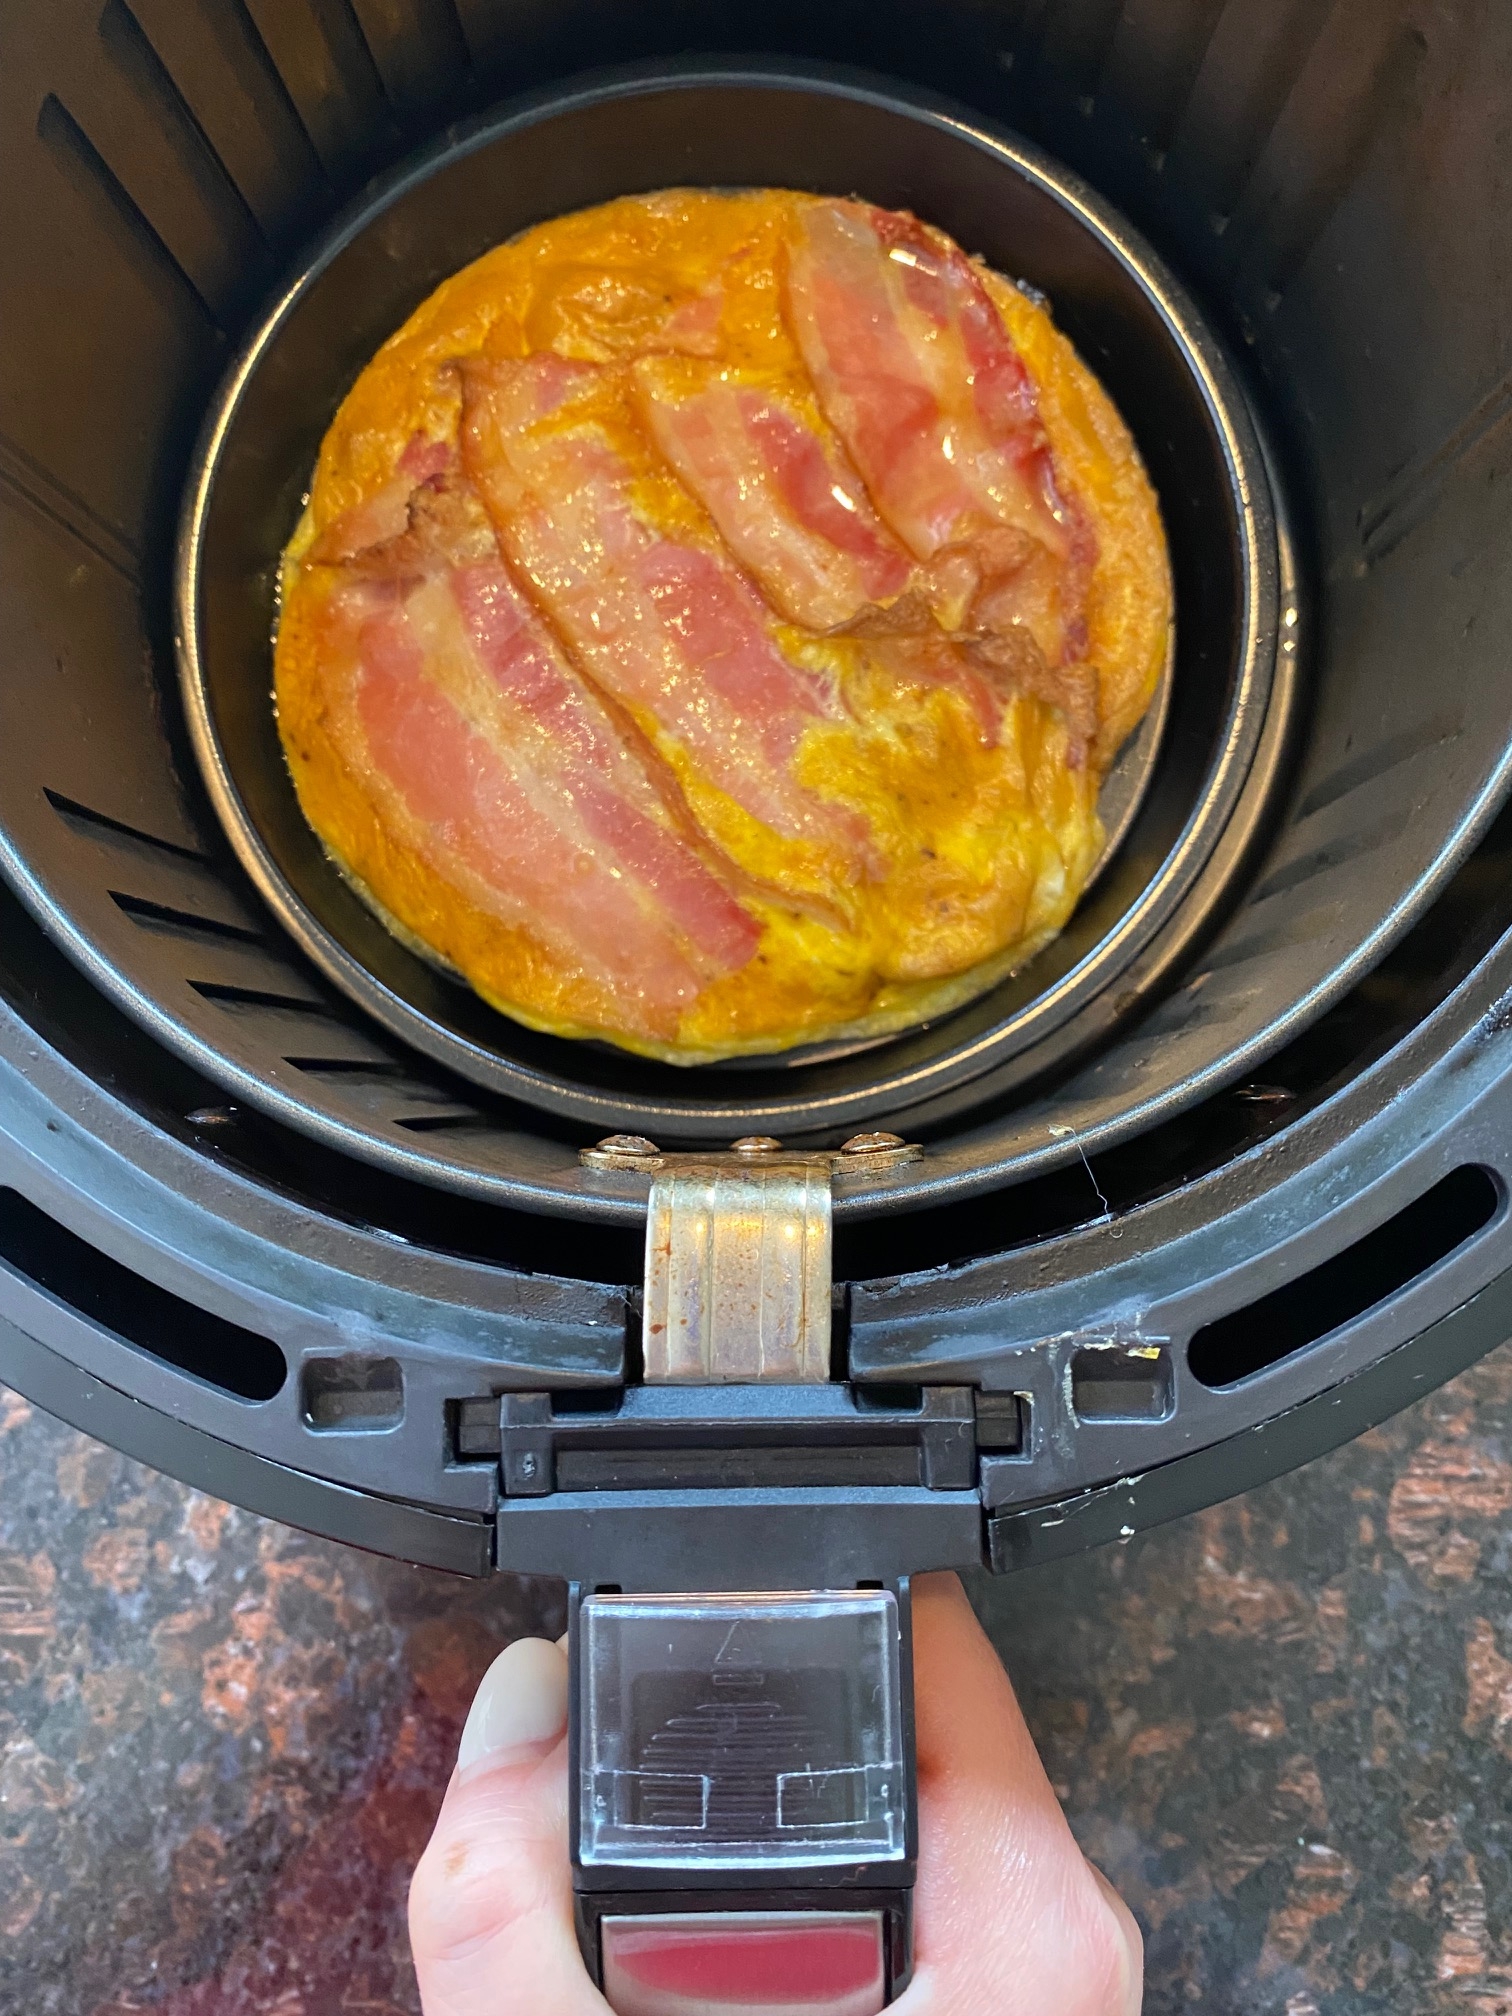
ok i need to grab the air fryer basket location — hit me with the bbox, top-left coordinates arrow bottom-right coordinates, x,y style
177,70 -> 1284,1161
3,0 -> 1512,1577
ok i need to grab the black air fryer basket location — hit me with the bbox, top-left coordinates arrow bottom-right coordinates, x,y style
11,5 -> 1512,1992
5,0 -> 1512,1647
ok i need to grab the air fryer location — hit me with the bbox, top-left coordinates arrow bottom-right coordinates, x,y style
3,2 -> 1512,2005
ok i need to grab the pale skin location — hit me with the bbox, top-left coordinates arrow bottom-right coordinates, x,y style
409,1572 -> 1143,2014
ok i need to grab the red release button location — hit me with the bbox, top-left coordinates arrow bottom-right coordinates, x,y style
601,1910 -> 887,2016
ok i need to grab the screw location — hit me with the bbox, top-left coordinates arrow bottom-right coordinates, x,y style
731,1135 -> 783,1155
519,1453 -> 538,1479
840,1132 -> 908,1155
595,1133 -> 660,1155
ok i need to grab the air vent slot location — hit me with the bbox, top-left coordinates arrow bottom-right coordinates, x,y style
0,1188 -> 285,1401
395,1111 -> 492,1133
1071,1346 -> 1173,1421
1188,1166 -> 1500,1389
301,1354 -> 403,1430
189,982 -> 361,1030
44,789 -> 212,863
109,890 -> 267,944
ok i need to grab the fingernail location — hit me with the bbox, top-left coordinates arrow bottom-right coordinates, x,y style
456,1636 -> 569,1771
1088,1862 -> 1144,2016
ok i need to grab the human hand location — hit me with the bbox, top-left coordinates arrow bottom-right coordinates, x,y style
409,1572 -> 1142,2014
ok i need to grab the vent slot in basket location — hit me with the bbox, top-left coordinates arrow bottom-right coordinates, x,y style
0,1187 -> 286,1401
301,1353 -> 403,1430
1071,1346 -> 1173,1421
1188,1166 -> 1500,1389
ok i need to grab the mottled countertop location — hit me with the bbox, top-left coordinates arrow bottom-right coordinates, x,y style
4,1346 -> 1512,2016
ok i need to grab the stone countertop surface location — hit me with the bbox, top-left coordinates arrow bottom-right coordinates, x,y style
4,1346 -> 1512,2016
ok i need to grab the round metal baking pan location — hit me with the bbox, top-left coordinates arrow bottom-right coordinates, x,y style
177,62 -> 1285,1144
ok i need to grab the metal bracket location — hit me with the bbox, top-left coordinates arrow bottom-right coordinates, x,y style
579,1134 -> 922,1385
645,1158 -> 832,1382
579,1132 -> 925,1177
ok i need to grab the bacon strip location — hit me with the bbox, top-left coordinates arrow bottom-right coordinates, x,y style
632,356 -> 1093,745
633,359 -> 911,629
458,354 -> 874,876
784,199 -> 1096,677
311,479 -> 761,1035
306,432 -> 456,565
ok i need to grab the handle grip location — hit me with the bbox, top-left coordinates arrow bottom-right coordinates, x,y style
600,1908 -> 890,2015
568,1587 -> 917,2010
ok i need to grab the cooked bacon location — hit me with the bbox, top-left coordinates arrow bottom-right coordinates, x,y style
784,199 -> 1096,674
635,360 -> 1091,750
631,357 -> 1093,747
313,477 -> 761,1033
306,432 -> 457,565
660,285 -> 724,356
443,564 -> 760,971
458,354 -> 874,876
633,360 -> 911,629
353,611 -> 713,1027
860,633 -> 1004,744
964,626 -> 1098,748
627,205 -> 1098,744
333,474 -> 496,579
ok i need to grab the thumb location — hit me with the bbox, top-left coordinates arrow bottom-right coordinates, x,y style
409,1636 -> 606,2016
903,1572 -> 1142,2014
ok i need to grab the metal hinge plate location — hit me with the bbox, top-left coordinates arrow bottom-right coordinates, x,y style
579,1134 -> 922,1384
